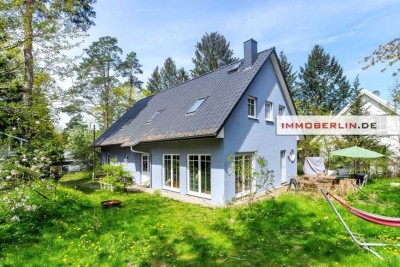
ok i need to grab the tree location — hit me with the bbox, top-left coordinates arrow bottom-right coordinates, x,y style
147,66 -> 162,94
177,67 -> 190,84
66,36 -> 143,130
192,32 -> 238,77
0,0 -> 96,107
119,52 -> 143,106
297,45 -> 354,115
390,78 -> 400,110
363,38 -> 400,76
279,51 -> 298,101
146,58 -> 188,95
160,57 -> 178,90
66,126 -> 94,168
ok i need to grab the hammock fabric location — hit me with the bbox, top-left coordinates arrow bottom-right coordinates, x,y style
326,192 -> 400,228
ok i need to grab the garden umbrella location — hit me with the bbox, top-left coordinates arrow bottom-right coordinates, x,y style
330,146 -> 385,176
330,146 -> 385,159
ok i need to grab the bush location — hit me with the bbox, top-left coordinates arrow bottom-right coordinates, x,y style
100,164 -> 133,190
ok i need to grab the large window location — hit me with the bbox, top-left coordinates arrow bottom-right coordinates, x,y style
235,154 -> 253,194
247,96 -> 256,118
163,155 -> 180,189
265,101 -> 273,121
188,155 -> 211,196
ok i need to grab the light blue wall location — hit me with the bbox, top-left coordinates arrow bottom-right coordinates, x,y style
100,146 -> 140,183
223,58 -> 298,201
101,139 -> 225,203
135,139 -> 225,203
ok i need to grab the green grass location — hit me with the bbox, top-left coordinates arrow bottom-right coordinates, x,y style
0,173 -> 400,266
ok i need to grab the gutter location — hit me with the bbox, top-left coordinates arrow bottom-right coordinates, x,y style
130,146 -> 148,154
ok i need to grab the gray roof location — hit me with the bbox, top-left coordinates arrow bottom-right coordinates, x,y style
93,48 -> 274,147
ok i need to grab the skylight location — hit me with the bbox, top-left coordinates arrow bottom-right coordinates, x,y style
147,109 -> 163,123
187,97 -> 207,114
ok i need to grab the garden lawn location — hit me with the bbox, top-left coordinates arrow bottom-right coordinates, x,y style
1,173 -> 400,266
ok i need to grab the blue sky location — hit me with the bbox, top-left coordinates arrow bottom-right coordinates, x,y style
59,0 -> 400,127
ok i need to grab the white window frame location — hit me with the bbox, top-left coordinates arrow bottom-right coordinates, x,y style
162,154 -> 180,192
265,101 -> 273,121
278,105 -> 285,116
124,154 -> 129,163
187,154 -> 212,199
234,153 -> 255,198
247,96 -> 257,119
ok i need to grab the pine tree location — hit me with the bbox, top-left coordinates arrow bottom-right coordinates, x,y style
341,76 -> 386,153
147,67 -> 162,95
279,51 -> 297,100
297,45 -> 354,115
192,32 -> 238,77
177,67 -> 190,84
160,57 -> 178,90
66,36 -> 143,130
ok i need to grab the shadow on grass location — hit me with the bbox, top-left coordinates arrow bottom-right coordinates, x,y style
59,177 -> 101,194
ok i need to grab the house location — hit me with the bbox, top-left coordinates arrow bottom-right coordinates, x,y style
338,89 -> 400,157
315,89 -> 400,176
93,39 -> 300,203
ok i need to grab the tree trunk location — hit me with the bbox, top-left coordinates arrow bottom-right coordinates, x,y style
23,0 -> 34,107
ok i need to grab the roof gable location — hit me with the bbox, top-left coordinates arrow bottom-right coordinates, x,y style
338,89 -> 400,116
94,48 -> 281,147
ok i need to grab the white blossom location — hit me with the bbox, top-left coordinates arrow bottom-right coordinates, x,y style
10,215 -> 20,222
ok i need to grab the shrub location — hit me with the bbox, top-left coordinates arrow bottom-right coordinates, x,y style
100,163 -> 133,190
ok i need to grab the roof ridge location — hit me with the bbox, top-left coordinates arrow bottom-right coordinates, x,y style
144,47 -> 275,99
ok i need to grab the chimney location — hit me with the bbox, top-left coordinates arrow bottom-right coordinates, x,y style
243,39 -> 258,68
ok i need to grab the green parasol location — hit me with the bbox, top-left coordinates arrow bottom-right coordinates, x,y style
330,146 -> 385,159
330,146 -> 385,176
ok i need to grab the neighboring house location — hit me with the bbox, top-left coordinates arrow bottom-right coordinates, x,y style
93,39 -> 300,204
0,131 -> 28,159
338,89 -> 400,157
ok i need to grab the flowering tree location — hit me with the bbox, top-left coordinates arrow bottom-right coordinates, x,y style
0,148 -> 55,221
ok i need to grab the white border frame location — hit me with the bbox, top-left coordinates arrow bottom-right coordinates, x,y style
162,154 -> 180,192
265,100 -> 273,121
186,154 -> 212,199
234,153 -> 256,198
141,153 -> 151,185
247,96 -> 257,119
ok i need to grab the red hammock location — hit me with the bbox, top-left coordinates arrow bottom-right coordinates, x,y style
326,192 -> 400,228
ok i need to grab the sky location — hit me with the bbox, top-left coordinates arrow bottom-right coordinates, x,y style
58,0 -> 400,128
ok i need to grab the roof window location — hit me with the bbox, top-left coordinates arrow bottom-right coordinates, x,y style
147,109 -> 163,123
187,97 -> 207,114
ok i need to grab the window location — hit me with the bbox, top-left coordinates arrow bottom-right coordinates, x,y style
188,155 -> 211,195
106,154 -> 111,164
235,154 -> 253,194
265,101 -> 273,121
248,96 -> 256,118
124,154 -> 129,163
187,97 -> 207,113
279,105 -> 285,116
142,155 -> 149,172
163,155 -> 180,189
147,109 -> 163,123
